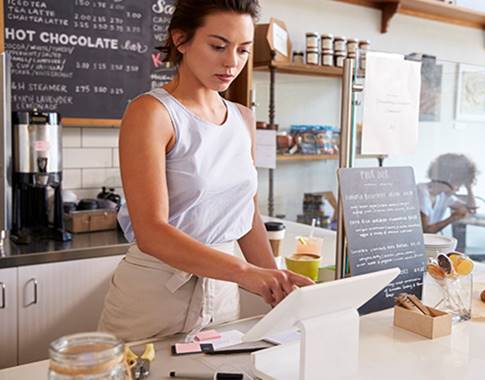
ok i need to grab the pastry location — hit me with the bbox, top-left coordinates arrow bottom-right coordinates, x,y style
427,262 -> 445,281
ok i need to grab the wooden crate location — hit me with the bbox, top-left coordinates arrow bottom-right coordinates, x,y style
64,209 -> 117,233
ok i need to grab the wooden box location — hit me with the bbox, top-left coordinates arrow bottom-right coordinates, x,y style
393,305 -> 452,339
253,18 -> 292,66
64,209 -> 117,233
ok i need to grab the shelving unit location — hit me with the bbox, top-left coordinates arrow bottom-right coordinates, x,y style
255,59 -> 385,216
254,61 -> 344,77
336,0 -> 485,33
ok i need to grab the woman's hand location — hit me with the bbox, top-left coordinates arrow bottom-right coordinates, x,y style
237,265 -> 314,307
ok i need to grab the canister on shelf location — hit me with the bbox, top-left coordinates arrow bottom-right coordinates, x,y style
321,49 -> 334,66
277,132 -> 293,154
305,32 -> 320,50
335,52 -> 346,68
359,39 -> 370,72
346,38 -> 359,56
293,51 -> 305,64
320,33 -> 333,50
306,48 -> 319,65
333,36 -> 347,53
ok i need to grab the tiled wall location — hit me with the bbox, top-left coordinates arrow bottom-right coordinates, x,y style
62,127 -> 122,200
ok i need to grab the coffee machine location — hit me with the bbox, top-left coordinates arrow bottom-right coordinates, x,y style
11,110 -> 71,244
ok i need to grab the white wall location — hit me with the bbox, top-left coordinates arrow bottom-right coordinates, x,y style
62,127 -> 122,200
255,0 -> 485,229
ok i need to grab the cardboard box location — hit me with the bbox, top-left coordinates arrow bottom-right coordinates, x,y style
393,305 -> 452,339
64,209 -> 117,233
253,18 -> 292,66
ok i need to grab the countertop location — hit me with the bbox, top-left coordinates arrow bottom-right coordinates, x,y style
3,271 -> 485,380
0,229 -> 130,268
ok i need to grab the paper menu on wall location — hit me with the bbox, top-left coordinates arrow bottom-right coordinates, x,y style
361,52 -> 422,155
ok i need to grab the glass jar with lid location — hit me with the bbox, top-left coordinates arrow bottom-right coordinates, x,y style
321,49 -> 334,66
320,33 -> 333,50
333,36 -> 347,53
48,332 -> 129,380
305,32 -> 320,50
358,40 -> 371,72
346,38 -> 359,58
293,51 -> 305,64
306,48 -> 319,65
334,52 -> 346,68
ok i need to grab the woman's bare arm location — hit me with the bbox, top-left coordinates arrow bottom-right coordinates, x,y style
420,210 -> 467,234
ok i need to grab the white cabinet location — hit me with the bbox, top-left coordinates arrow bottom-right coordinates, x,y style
0,268 -> 18,369
17,255 -> 122,364
0,255 -> 123,368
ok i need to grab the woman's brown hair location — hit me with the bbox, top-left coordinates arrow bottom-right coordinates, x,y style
163,0 -> 260,65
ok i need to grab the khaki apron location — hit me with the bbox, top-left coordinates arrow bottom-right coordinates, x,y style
98,242 -> 240,342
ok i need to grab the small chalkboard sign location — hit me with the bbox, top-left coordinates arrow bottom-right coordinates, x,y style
338,166 -> 426,314
1,0 -> 176,126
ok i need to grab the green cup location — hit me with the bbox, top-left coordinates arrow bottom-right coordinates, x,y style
285,253 -> 321,281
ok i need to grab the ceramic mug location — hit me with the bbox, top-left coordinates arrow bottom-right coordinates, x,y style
285,253 -> 320,281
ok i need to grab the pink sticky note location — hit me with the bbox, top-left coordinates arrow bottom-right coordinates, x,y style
174,342 -> 202,354
195,329 -> 221,342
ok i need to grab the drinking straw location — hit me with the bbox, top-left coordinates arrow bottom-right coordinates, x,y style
310,218 -> 316,238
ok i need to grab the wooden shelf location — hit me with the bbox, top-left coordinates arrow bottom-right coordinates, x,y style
277,154 -> 385,161
336,0 -> 485,32
254,61 -> 344,78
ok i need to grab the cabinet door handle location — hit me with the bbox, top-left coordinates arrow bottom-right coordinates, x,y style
26,278 -> 38,306
0,282 -> 5,309
33,279 -> 38,304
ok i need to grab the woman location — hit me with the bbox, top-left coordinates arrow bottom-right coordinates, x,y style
98,0 -> 313,342
418,153 -> 477,234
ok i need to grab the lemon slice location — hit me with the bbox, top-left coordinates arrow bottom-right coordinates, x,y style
298,237 -> 307,245
456,258 -> 474,276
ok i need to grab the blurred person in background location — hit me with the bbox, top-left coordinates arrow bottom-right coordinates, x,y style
418,153 -> 478,234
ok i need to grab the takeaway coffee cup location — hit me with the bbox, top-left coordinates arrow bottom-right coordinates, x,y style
264,221 -> 286,257
285,253 -> 320,281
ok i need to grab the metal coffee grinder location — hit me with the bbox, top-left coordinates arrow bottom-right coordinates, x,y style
11,110 -> 71,244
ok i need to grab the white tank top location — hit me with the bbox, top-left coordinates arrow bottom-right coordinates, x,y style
118,88 -> 258,245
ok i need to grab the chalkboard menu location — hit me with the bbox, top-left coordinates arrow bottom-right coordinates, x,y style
1,0 -> 176,126
338,167 -> 426,314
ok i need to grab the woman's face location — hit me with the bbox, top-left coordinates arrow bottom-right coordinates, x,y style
176,11 -> 254,91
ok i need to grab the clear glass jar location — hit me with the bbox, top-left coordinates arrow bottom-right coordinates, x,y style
358,39 -> 370,72
306,48 -> 319,65
292,51 -> 305,65
320,33 -> 333,50
333,36 -> 347,52
335,53 -> 346,68
48,332 -> 128,380
346,38 -> 359,55
321,49 -> 334,66
432,273 -> 472,323
305,32 -> 319,50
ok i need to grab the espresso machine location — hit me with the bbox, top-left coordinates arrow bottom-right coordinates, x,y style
11,110 -> 71,244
